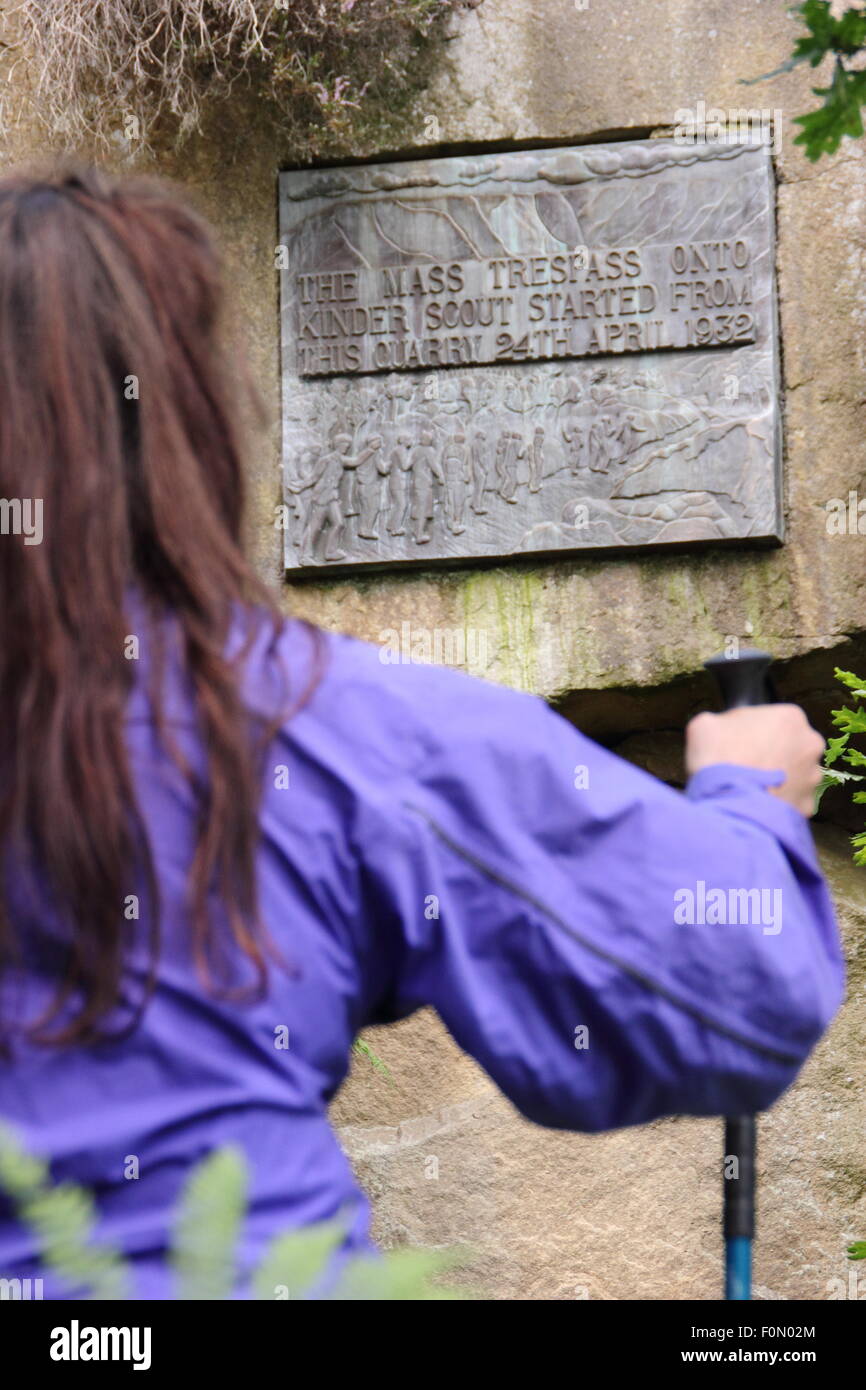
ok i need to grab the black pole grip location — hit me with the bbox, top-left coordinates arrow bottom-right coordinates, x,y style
703,648 -> 774,709
703,649 -> 774,1254
723,1115 -> 756,1239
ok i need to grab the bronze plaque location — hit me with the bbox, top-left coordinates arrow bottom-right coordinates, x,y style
278,138 -> 781,572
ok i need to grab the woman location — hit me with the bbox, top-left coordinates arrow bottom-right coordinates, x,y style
0,169 -> 842,1299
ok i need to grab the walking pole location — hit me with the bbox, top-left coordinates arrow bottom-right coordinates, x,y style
703,648 -> 775,1303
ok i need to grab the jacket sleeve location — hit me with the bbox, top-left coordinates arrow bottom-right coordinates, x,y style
358,668 -> 844,1133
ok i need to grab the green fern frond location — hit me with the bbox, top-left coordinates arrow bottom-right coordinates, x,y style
330,1244 -> 472,1301
252,1219 -> 345,1300
0,1123 -> 128,1299
0,1122 -> 48,1200
834,668 -> 866,694
171,1146 -> 248,1301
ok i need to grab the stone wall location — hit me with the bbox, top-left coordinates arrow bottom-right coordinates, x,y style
2,0 -> 864,1299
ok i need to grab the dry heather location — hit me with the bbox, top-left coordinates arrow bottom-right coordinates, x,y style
1,0 -> 463,158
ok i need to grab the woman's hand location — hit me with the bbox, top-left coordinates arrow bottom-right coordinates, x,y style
685,705 -> 826,816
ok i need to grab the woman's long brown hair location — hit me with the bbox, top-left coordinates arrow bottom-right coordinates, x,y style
0,167 -> 298,1046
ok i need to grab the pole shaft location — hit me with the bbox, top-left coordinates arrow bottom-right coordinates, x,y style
724,1115 -> 756,1301
704,648 -> 772,1302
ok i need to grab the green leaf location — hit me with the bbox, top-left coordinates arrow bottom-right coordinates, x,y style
791,0 -> 837,65
815,771 -> 837,807
0,1122 -> 49,1200
0,1124 -> 127,1299
833,668 -> 866,693
794,62 -> 866,160
171,1146 -> 248,1300
815,766 -> 863,808
22,1183 -> 127,1299
331,1244 -> 472,1301
831,703 -> 866,735
252,1219 -> 345,1300
790,1 -> 866,62
848,1240 -> 866,1260
23,1182 -> 95,1256
824,732 -> 850,766
834,7 -> 866,54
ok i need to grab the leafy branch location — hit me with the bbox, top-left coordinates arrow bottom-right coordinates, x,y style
819,668 -> 866,1263
817,667 -> 866,862
744,2 -> 866,159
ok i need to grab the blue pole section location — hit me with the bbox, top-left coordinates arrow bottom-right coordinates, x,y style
725,1236 -> 753,1301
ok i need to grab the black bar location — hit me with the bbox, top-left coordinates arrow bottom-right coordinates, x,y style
724,1114 -> 756,1239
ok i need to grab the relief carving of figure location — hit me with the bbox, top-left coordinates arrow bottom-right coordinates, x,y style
286,445 -> 318,521
326,433 -> 381,539
386,432 -> 414,537
337,438 -> 360,519
289,441 -> 348,564
587,416 -> 614,473
610,412 -> 647,463
495,430 -> 523,504
440,429 -> 472,536
469,426 -> 489,515
561,421 -> 584,475
352,434 -> 387,539
528,425 -> 545,493
410,430 -> 446,545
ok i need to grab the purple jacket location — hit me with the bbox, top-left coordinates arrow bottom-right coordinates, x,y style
0,614 -> 844,1297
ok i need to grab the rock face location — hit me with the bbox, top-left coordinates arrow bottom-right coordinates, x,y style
2,0 -> 864,1299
